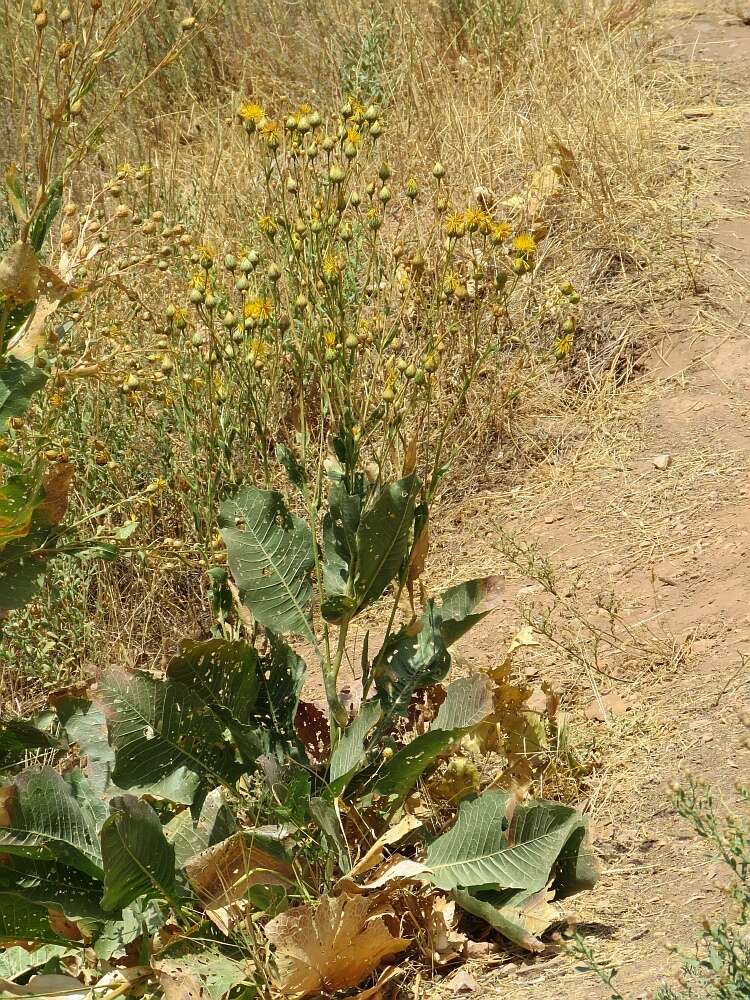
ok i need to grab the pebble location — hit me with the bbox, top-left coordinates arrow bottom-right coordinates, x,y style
653,453 -> 673,470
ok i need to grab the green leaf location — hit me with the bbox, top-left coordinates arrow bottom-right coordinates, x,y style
372,676 -> 494,802
0,856 -> 106,921
0,944 -> 72,980
321,481 -> 362,609
101,670 -> 242,804
100,795 -> 177,912
351,475 -> 418,616
0,898 -> 73,946
220,486 -> 315,639
432,675 -> 494,732
153,943 -> 250,1000
30,178 -> 63,253
276,443 -> 306,493
93,898 -> 164,961
165,787 -> 237,869
0,358 -> 47,432
0,768 -> 102,878
0,534 -> 48,612
166,639 -> 260,725
4,166 -> 28,226
373,576 -> 500,721
425,791 -> 592,892
309,797 -> 350,873
328,699 -> 381,788
54,698 -> 117,805
454,886 -> 554,952
0,720 -> 60,772
250,634 -> 306,761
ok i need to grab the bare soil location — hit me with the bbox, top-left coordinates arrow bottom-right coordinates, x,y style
415,4 -> 750,996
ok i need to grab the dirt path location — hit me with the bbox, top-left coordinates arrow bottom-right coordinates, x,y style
419,5 -> 750,996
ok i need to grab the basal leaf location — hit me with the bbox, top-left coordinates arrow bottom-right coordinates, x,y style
0,358 -> 47,432
425,791 -> 593,893
101,670 -> 242,804
0,768 -> 102,878
0,856 -> 106,921
101,795 -> 177,912
0,898 -> 73,946
220,487 -> 315,639
166,639 -> 260,725
250,634 -> 306,762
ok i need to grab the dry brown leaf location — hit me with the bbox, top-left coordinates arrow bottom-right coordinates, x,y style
8,264 -> 76,362
406,518 -> 429,598
0,242 -> 39,304
47,909 -> 86,941
348,964 -> 404,1000
153,959 -> 205,1000
38,463 -> 74,527
585,691 -> 631,723
425,896 -> 466,966
514,886 -> 562,941
349,814 -> 423,878
402,435 -> 417,476
450,968 -> 478,994
264,892 -> 409,998
294,700 -> 329,765
184,830 -> 294,931
0,785 -> 16,826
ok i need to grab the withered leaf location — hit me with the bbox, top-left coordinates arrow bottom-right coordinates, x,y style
264,892 -> 410,998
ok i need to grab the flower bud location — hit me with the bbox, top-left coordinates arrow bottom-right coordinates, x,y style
378,162 -> 392,181
432,161 -> 446,179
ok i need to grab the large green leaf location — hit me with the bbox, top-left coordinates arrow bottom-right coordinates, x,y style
373,576 -> 499,721
101,670 -> 242,804
350,475 -> 418,616
0,856 -> 106,921
0,535 -> 48,612
166,639 -> 260,724
328,699 -> 381,788
0,898 -> 73,946
153,943 -> 250,1000
0,357 -> 47,431
0,768 -> 102,878
0,944 -> 72,980
165,787 -> 237,869
100,795 -> 177,912
0,719 -> 60,773
54,698 -> 118,806
426,791 -> 592,892
220,487 -> 315,639
454,886 -> 555,952
321,482 -> 362,621
93,898 -> 164,961
249,634 -> 306,761
373,676 -> 494,802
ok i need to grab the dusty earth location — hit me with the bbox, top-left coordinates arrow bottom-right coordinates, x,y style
411,3 -> 750,997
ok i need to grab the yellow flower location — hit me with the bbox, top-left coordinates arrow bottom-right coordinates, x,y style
346,126 -> 362,146
323,253 -> 343,281
238,101 -> 264,124
190,270 -> 209,289
260,118 -> 280,145
491,221 -> 512,243
258,214 -> 278,236
554,333 -> 573,358
513,233 -> 537,255
146,478 -> 167,495
244,297 -> 273,320
297,103 -> 313,116
445,213 -> 466,238
463,208 -> 491,234
249,338 -> 269,362
349,95 -> 366,118
196,243 -> 214,264
323,330 -> 337,348
116,162 -> 133,178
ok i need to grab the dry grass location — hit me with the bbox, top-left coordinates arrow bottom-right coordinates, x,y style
0,0 -> 728,707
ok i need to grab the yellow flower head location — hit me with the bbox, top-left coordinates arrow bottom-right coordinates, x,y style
513,233 -> 537,255
116,163 -> 133,179
349,95 -> 366,118
554,333 -> 573,358
297,103 -> 313,116
463,208 -> 491,234
260,118 -> 280,145
491,221 -> 512,244
244,297 -> 273,320
249,338 -> 269,362
238,101 -> 264,124
346,126 -> 362,146
190,270 -> 209,289
323,330 -> 337,348
323,252 -> 343,281
258,214 -> 278,236
445,213 -> 467,238
196,243 -> 214,264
